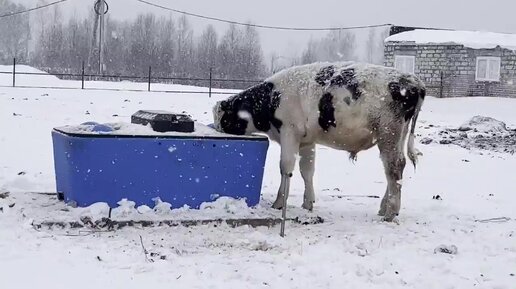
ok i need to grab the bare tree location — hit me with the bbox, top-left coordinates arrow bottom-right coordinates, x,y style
196,25 -> 218,76
241,25 -> 265,79
155,16 -> 176,77
366,29 -> 376,63
0,0 -> 31,63
175,15 -> 194,77
301,39 -> 317,64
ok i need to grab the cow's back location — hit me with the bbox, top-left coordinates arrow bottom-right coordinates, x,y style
264,62 -> 423,152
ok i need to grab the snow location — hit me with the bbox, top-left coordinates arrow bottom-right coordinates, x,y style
459,115 -> 509,133
55,121 -> 265,138
385,29 -> 516,51
0,65 -> 60,86
1,71 -> 516,288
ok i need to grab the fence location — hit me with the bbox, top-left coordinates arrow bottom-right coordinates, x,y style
0,58 -> 262,97
1,58 -> 451,98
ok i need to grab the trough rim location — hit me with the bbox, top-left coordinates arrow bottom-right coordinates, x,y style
52,128 -> 269,141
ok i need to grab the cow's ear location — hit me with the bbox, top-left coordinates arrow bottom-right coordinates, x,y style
220,100 -> 231,111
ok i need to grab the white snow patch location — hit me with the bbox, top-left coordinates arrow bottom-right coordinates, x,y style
459,115 -> 508,133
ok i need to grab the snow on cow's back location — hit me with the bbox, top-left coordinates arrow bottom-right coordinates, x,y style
264,61 -> 413,96
265,62 -> 354,93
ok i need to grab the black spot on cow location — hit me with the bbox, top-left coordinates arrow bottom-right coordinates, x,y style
388,77 -> 426,121
219,82 -> 282,135
315,65 -> 335,86
318,92 -> 337,132
329,68 -> 362,100
270,91 -> 283,132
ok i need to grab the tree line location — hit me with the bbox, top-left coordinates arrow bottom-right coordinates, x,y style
0,0 -> 388,88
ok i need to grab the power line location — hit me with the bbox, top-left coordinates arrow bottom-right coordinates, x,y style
0,0 -> 69,19
135,0 -> 392,31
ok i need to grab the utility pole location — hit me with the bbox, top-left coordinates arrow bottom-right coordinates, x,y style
98,0 -> 106,74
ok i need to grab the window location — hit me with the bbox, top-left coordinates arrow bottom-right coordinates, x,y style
394,55 -> 415,74
476,57 -> 500,82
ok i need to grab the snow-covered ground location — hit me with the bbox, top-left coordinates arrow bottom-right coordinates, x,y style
1,71 -> 516,289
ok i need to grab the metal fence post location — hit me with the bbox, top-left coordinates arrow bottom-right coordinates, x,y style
209,67 -> 212,98
12,58 -> 16,87
81,61 -> 85,89
148,66 -> 152,92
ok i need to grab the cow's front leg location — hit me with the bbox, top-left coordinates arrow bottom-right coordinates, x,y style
272,132 -> 299,210
299,143 -> 316,211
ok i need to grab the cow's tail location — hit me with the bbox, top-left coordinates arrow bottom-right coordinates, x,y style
407,87 -> 425,169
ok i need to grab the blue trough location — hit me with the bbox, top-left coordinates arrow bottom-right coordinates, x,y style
51,122 -> 269,209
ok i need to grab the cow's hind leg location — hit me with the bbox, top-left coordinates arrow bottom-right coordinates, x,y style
378,187 -> 388,217
272,132 -> 300,209
377,125 -> 407,222
299,143 -> 316,211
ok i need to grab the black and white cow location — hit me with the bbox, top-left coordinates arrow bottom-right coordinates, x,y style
212,62 -> 426,221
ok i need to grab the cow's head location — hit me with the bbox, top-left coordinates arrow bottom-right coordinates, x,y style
212,99 -> 254,135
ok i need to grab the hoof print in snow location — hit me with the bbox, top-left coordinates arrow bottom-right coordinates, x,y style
0,192 -> 10,199
17,171 -> 26,176
434,244 -> 458,255
439,139 -> 452,144
432,195 -> 442,200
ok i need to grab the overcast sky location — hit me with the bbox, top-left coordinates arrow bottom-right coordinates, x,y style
16,0 -> 516,59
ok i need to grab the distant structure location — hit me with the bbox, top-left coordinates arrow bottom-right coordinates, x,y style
384,25 -> 516,98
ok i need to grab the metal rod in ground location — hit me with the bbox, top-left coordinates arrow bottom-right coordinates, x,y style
280,176 -> 290,237
209,67 -> 212,98
12,58 -> 16,87
81,61 -> 85,89
148,66 -> 151,92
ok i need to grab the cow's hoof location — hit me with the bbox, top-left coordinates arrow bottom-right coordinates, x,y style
272,200 -> 284,210
302,201 -> 314,211
382,214 -> 400,224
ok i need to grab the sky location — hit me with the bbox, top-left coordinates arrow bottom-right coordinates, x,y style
14,0 -> 516,61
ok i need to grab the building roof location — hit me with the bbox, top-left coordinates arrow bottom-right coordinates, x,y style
385,29 -> 516,51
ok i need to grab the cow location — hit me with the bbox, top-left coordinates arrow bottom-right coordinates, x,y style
212,61 -> 426,222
